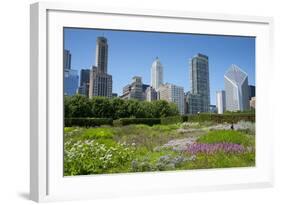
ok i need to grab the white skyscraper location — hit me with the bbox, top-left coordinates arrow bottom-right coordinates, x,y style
158,83 -> 185,115
216,90 -> 226,114
151,57 -> 163,90
224,64 -> 249,111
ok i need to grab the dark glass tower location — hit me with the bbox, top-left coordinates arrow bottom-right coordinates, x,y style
187,53 -> 210,113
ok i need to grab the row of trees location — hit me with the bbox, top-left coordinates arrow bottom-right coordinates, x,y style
64,95 -> 179,119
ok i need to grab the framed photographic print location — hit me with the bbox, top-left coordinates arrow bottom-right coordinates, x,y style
30,2 -> 274,202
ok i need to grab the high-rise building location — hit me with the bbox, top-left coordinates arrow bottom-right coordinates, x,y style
224,64 -> 249,111
158,83 -> 185,115
63,49 -> 78,96
186,93 -> 203,114
248,85 -> 256,100
216,90 -> 226,114
121,76 -> 144,100
64,69 -> 79,96
187,53 -> 210,114
89,37 -> 113,98
145,86 -> 158,102
151,57 -> 163,90
95,37 -> 108,73
78,69 -> 90,96
89,66 -> 112,98
63,49 -> 71,70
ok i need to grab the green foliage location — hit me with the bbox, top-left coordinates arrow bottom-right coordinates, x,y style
64,95 -> 91,118
161,116 -> 183,125
65,95 -> 179,119
182,152 -> 255,169
113,118 -> 161,126
65,118 -> 113,127
64,138 -> 135,175
187,113 -> 255,123
197,130 -> 254,147
64,122 -> 255,175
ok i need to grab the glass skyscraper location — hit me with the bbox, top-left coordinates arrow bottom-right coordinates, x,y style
224,64 -> 249,111
77,69 -> 90,96
64,69 -> 78,96
187,53 -> 210,114
63,49 -> 78,96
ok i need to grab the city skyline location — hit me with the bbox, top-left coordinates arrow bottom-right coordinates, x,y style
64,28 -> 255,105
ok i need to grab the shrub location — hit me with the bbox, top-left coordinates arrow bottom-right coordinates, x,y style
186,113 -> 255,123
113,118 -> 161,126
65,118 -> 113,127
161,116 -> 183,125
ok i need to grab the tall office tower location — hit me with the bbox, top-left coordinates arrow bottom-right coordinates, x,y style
216,90 -> 226,114
187,53 -> 210,114
89,66 -> 112,98
64,69 -> 79,96
63,49 -> 78,96
145,86 -> 157,102
248,85 -> 256,100
151,57 -> 163,90
95,37 -> 108,73
186,93 -> 203,114
89,36 -> 112,98
121,76 -> 144,100
78,69 -> 90,97
63,49 -> 71,70
158,83 -> 185,115
224,64 -> 249,111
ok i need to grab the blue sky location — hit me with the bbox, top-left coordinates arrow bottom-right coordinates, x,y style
64,28 -> 255,105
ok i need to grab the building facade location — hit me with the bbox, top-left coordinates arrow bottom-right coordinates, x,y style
248,85 -> 256,100
224,64 -> 249,111
64,69 -> 79,96
216,90 -> 226,114
121,76 -> 144,100
158,83 -> 185,115
89,66 -> 112,98
187,53 -> 210,114
63,49 -> 78,96
95,37 -> 108,73
151,57 -> 163,90
89,37 -> 113,98
145,86 -> 158,102
63,49 -> 71,70
250,97 -> 256,110
186,93 -> 203,114
78,69 -> 90,96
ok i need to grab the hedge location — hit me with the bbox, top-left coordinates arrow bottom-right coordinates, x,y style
113,118 -> 161,126
186,113 -> 255,123
160,116 -> 183,125
65,118 -> 113,127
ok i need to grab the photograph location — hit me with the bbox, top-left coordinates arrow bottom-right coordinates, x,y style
63,28 -> 256,176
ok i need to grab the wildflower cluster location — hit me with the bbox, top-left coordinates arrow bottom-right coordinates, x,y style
64,139 -> 135,175
185,143 -> 245,155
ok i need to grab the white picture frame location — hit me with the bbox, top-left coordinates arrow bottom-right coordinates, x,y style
30,2 -> 274,202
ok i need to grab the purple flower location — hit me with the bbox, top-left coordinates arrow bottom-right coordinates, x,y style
185,143 -> 245,155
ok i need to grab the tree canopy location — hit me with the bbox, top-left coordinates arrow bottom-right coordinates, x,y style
64,95 -> 179,119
